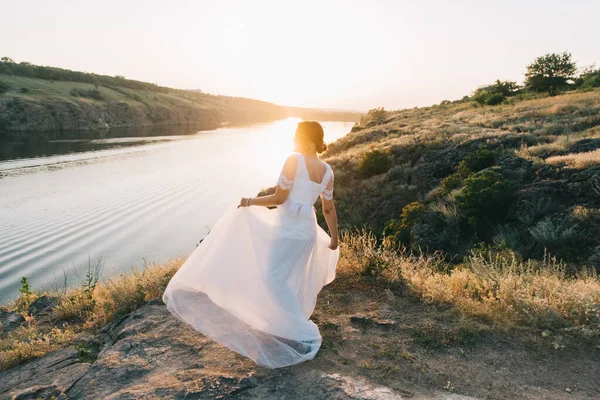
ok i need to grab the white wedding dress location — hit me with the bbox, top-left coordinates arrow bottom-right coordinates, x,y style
162,152 -> 339,368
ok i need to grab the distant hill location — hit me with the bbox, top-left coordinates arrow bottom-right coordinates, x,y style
0,61 -> 361,138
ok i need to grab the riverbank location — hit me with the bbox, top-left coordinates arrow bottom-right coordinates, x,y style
1,231 -> 598,399
0,73 -> 360,139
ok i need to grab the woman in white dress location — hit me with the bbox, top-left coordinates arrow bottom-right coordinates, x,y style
162,121 -> 340,368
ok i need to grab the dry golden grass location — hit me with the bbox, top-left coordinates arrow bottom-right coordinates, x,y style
0,256 -> 185,371
546,149 -> 600,169
339,230 -> 600,330
2,231 -> 599,372
79,257 -> 183,329
515,127 -> 600,162
0,323 -> 76,370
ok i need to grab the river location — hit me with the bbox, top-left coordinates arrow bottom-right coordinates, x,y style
0,118 -> 354,304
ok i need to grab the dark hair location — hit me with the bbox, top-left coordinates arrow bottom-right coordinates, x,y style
295,121 -> 327,153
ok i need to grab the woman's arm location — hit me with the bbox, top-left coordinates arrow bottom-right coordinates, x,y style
238,186 -> 289,208
238,155 -> 297,209
321,197 -> 339,250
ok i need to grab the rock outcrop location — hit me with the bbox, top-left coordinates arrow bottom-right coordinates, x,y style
0,308 -> 25,333
0,301 -> 483,399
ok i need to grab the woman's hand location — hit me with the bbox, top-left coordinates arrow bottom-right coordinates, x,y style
329,237 -> 339,250
237,197 -> 252,208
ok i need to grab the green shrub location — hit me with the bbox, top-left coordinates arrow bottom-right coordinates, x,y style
490,80 -> 521,96
528,217 -> 580,247
20,87 -> 29,93
463,146 -> 499,172
439,145 -> 498,195
360,107 -> 389,126
472,90 -> 505,106
471,80 -> 518,106
486,93 -> 505,105
16,276 -> 34,311
358,149 -> 393,178
576,66 -> 600,89
383,202 -> 425,245
441,161 -> 472,192
472,91 -> 489,105
455,170 -> 513,229
0,80 -> 10,93
69,88 -> 103,100
87,89 -> 102,100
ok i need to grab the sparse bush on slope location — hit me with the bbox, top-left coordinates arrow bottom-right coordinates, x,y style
0,79 -> 10,93
69,88 -> 103,100
358,149 -> 393,178
455,170 -> 513,230
383,202 -> 425,247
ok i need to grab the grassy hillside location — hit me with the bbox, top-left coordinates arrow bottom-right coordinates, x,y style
0,74 -> 289,136
320,89 -> 600,271
0,64 -> 361,137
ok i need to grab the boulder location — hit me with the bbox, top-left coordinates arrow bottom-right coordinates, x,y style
411,211 -> 460,254
27,295 -> 59,318
411,148 -> 461,194
496,156 -> 535,185
0,347 -> 90,399
67,303 -> 266,399
0,302 -> 483,399
568,166 -> 600,203
0,307 -> 25,333
568,138 -> 600,154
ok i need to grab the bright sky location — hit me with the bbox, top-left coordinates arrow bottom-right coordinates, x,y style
1,0 -> 598,110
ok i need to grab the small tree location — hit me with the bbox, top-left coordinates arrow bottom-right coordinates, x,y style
491,80 -> 520,96
1,56 -> 15,63
472,80 -> 520,106
361,107 -> 389,125
524,52 -> 577,96
575,65 -> 600,89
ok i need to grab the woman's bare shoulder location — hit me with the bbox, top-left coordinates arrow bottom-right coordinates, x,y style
285,153 -> 300,164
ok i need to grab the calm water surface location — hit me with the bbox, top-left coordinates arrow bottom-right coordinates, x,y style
0,118 -> 353,303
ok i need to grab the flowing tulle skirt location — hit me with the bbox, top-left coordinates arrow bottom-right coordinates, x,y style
162,201 -> 339,368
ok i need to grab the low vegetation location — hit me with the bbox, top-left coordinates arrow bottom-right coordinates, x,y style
0,257 -> 182,370
339,230 -> 599,330
323,51 -> 600,271
3,230 -> 598,371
